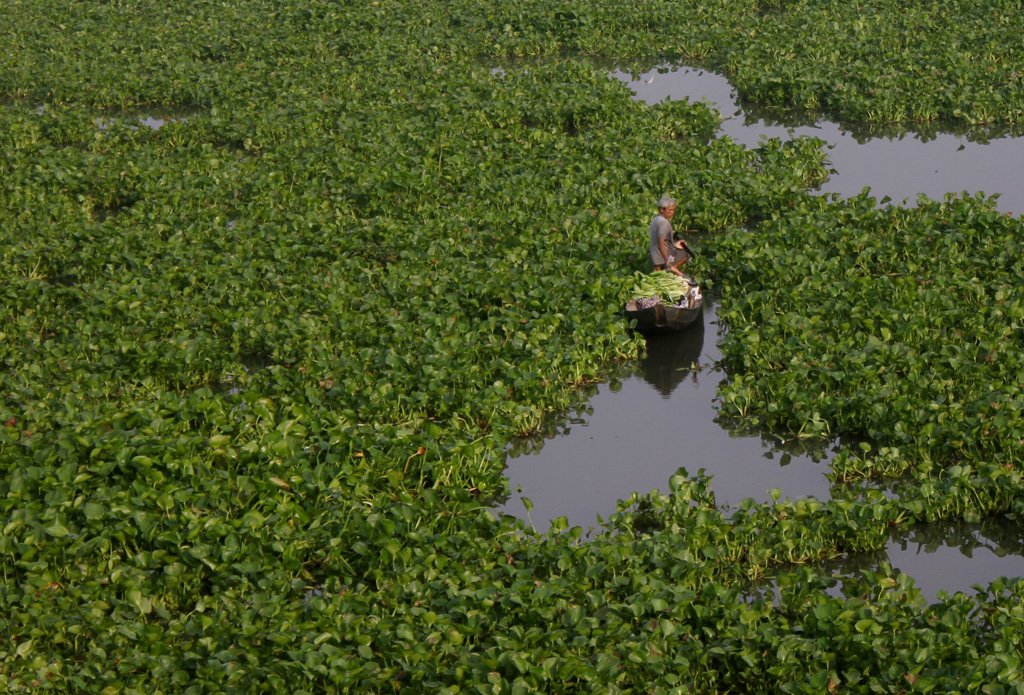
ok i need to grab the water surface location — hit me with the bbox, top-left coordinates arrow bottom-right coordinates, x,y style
501,297 -> 834,529
821,518 -> 1024,602
496,63 -> 1024,598
614,64 -> 1023,214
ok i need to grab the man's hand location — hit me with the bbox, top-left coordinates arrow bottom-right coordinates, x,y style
674,238 -> 695,261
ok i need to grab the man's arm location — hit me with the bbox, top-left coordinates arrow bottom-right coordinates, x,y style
658,236 -> 672,269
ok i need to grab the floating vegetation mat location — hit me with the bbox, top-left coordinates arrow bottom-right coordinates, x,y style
2,0 -> 1024,692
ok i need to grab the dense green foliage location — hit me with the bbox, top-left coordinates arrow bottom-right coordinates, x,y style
2,0 -> 1023,692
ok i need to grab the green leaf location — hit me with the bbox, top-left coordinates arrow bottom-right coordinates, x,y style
241,510 -> 265,529
44,522 -> 69,537
83,503 -> 105,520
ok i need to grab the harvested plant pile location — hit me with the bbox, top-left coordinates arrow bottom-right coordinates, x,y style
628,272 -> 693,308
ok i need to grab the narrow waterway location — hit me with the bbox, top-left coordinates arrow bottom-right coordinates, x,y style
615,64 -> 1024,214
502,296 -> 835,526
496,63 -> 1024,601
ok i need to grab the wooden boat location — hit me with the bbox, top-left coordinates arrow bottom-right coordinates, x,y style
624,288 -> 703,334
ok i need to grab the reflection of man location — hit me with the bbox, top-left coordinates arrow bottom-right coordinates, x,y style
648,196 -> 689,278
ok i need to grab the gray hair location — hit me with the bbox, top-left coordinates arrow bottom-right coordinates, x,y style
657,196 -> 676,209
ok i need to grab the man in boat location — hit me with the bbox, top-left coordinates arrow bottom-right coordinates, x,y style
649,196 -> 690,278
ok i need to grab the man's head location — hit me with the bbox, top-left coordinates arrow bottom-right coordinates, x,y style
657,196 -> 676,218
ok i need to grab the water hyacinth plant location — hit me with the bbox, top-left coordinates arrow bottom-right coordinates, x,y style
2,0 -> 1024,692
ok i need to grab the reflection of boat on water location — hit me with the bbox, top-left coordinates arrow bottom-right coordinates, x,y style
636,314 -> 705,397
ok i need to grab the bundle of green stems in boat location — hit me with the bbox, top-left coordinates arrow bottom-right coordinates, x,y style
630,272 -> 690,306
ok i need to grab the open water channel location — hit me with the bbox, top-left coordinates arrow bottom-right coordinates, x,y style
495,64 -> 1024,602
